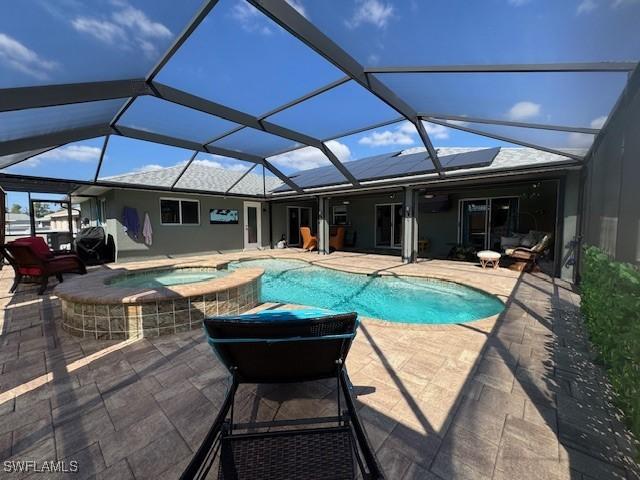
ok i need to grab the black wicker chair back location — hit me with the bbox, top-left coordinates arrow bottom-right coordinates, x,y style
204,311 -> 358,383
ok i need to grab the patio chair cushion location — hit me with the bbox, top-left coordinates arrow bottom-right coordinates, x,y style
13,237 -> 54,259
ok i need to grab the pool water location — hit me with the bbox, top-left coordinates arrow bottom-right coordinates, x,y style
109,268 -> 225,289
229,259 -> 503,324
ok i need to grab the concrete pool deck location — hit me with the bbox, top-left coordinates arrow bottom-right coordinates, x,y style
0,250 -> 638,479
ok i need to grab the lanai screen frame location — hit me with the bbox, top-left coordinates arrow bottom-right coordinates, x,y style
0,0 -> 637,199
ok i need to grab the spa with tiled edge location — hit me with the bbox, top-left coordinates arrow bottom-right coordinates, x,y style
54,260 -> 263,339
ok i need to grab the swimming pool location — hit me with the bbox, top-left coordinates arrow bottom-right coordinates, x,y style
229,259 -> 503,324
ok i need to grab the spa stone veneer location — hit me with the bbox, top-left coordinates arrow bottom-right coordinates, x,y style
55,260 -> 263,340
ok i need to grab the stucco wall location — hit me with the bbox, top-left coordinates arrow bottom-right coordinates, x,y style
581,67 -> 640,265
87,190 -> 269,260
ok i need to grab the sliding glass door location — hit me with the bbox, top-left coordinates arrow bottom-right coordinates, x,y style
375,203 -> 402,248
459,197 -> 518,250
460,200 -> 488,250
287,206 -> 312,246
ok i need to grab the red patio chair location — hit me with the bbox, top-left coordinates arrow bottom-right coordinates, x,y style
2,237 -> 87,295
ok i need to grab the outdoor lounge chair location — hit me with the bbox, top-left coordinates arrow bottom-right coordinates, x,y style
2,237 -> 87,294
300,226 -> 318,251
330,226 -> 346,251
505,232 -> 552,272
181,309 -> 384,480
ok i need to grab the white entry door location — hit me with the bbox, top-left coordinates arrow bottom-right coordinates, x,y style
243,202 -> 262,250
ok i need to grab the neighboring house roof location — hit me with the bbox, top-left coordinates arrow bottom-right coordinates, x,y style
5,213 -> 30,222
101,163 -> 282,196
42,209 -> 79,219
273,147 -> 579,192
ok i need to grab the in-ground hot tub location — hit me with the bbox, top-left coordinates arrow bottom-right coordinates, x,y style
55,260 -> 263,340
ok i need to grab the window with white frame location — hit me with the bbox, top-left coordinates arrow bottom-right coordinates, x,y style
160,198 -> 200,225
332,205 -> 348,225
98,198 -> 107,225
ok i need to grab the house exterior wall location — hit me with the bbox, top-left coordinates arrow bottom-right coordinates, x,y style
328,191 -> 405,251
82,189 -> 269,261
581,67 -> 640,266
416,182 -> 559,258
270,199 -> 318,246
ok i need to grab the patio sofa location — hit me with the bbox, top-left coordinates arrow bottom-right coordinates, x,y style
2,237 -> 87,294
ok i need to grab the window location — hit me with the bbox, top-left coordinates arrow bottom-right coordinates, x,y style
97,198 -> 106,225
333,205 -> 348,225
160,198 -> 200,225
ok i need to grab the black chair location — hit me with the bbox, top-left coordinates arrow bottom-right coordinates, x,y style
181,309 -> 384,480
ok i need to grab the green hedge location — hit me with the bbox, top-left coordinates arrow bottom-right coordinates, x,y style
581,246 -> 640,439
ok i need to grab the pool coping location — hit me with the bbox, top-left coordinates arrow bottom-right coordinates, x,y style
54,258 -> 264,304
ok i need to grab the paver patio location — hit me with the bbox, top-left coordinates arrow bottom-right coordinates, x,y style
0,251 -> 638,479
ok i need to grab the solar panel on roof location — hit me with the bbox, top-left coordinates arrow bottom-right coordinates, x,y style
441,147 -> 500,171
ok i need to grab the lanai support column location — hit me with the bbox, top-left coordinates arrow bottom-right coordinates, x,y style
402,187 -> 418,263
317,197 -> 330,255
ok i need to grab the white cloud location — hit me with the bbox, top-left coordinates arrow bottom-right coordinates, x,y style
445,118 -> 470,128
0,33 -> 58,80
590,115 -> 607,129
567,132 -> 594,148
130,164 -> 164,173
566,115 -> 607,148
367,53 -> 381,65
22,145 -> 102,167
71,17 -> 126,44
346,0 -> 394,29
112,5 -> 171,39
285,0 -> 308,18
577,0 -> 598,13
231,2 -> 273,35
358,122 -> 417,147
612,0 -> 640,7
326,140 -> 352,162
191,159 -> 248,172
71,2 -> 172,57
268,141 -> 351,171
507,101 -> 541,121
423,122 -> 450,139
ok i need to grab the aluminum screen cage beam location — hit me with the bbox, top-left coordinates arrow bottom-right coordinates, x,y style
111,126 -> 304,193
248,0 -> 444,176
147,83 -> 361,186
107,0 -> 223,134
0,79 -> 151,113
364,62 -> 638,74
170,149 -> 199,190
424,117 -> 584,161
0,124 -> 112,157
0,172 -> 264,200
1,1 -> 638,197
225,163 -> 258,194
418,113 -> 600,135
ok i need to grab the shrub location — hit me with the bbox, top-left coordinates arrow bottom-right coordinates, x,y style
581,246 -> 640,440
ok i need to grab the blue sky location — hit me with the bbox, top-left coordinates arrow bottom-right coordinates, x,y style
2,0 -> 639,199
